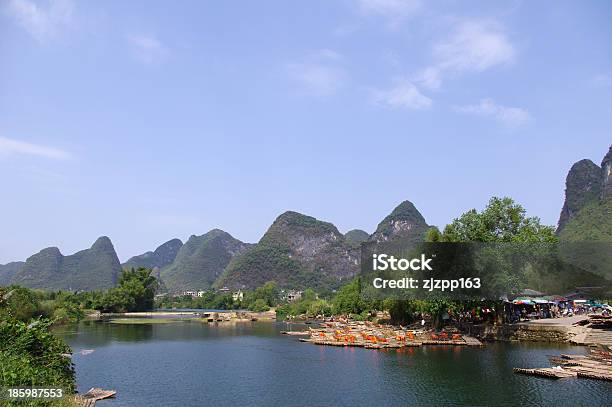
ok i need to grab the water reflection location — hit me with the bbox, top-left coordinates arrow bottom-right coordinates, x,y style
57,321 -> 611,407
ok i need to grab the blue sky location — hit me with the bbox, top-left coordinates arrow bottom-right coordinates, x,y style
0,0 -> 611,263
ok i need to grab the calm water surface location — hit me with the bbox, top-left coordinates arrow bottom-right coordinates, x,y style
57,321 -> 610,407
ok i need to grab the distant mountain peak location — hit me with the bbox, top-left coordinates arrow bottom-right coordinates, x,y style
123,238 -> 183,271
11,238 -> 121,291
388,200 -> 426,222
270,211 -> 340,236
558,145 -> 612,241
557,156 -> 604,232
371,200 -> 428,244
36,246 -> 62,258
344,229 -> 369,246
159,229 -> 250,291
91,236 -> 114,251
218,211 -> 357,290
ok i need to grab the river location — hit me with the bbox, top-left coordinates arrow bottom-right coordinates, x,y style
56,320 -> 610,406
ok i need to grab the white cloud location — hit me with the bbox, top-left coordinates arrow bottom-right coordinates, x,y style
4,0 -> 73,43
0,136 -> 70,159
287,49 -> 347,96
357,0 -> 421,27
417,20 -> 515,90
454,98 -> 531,128
372,80 -> 432,110
128,34 -> 168,64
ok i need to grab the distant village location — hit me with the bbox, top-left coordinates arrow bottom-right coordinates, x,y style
162,288 -> 306,303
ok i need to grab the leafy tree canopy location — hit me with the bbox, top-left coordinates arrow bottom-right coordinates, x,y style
441,197 -> 557,243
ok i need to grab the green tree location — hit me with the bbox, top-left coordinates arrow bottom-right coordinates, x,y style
98,268 -> 159,312
332,278 -> 365,315
1,286 -> 40,321
425,226 -> 442,242
250,298 -> 270,312
441,197 -> 557,243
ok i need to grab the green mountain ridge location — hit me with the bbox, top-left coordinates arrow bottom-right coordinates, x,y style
123,238 -> 183,270
160,229 -> 250,291
9,236 -> 121,291
216,211 -> 361,290
0,262 -> 25,286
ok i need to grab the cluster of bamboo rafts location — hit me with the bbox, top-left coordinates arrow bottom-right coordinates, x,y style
291,321 -> 482,349
514,348 -> 612,381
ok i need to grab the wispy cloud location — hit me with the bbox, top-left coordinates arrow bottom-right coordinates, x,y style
286,49 -> 347,96
128,34 -> 168,64
590,73 -> 612,87
454,98 -> 530,128
371,80 -> 432,110
356,0 -> 421,28
416,20 -> 515,90
4,0 -> 74,43
0,136 -> 71,159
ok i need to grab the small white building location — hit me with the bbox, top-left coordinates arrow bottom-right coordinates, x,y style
287,290 -> 303,303
232,290 -> 244,302
197,291 -> 206,297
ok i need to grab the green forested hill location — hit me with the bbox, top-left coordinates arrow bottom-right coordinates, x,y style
559,197 -> 612,241
159,230 -> 250,291
9,236 -> 121,290
557,145 -> 612,241
344,229 -> 369,247
370,200 -> 429,245
216,211 -> 360,290
123,238 -> 183,270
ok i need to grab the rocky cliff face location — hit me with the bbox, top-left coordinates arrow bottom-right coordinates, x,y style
557,145 -> 612,233
601,145 -> 612,198
160,230 -> 250,291
10,236 -> 121,290
557,145 -> 612,241
369,200 -> 429,245
123,238 -> 183,270
557,159 -> 602,232
217,211 -> 360,290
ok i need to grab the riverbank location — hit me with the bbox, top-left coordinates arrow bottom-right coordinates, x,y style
97,309 -> 277,322
460,315 -> 612,347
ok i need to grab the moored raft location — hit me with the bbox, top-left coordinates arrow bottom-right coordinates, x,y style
514,349 -> 612,381
513,367 -> 576,379
76,388 -> 116,406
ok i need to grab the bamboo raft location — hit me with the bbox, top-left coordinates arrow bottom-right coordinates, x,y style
514,367 -> 577,379
296,321 -> 482,349
281,331 -> 311,336
514,349 -> 612,381
76,388 -> 116,406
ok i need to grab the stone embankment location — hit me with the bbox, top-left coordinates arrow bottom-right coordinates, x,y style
461,315 -> 612,347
